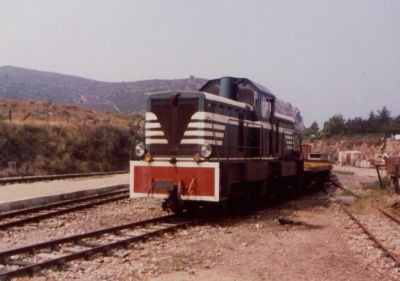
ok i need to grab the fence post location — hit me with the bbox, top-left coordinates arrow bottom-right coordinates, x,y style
375,165 -> 383,189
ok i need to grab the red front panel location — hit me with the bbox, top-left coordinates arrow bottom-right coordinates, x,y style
134,165 -> 215,197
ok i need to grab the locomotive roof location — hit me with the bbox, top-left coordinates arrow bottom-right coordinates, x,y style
146,91 -> 252,110
199,77 -> 276,100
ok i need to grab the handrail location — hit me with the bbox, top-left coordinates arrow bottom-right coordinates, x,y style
208,117 -> 221,159
225,118 -> 263,160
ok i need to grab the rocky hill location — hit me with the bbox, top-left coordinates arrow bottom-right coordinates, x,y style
0,66 -> 205,114
0,66 -> 303,127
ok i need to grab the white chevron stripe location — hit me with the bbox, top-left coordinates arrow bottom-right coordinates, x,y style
145,112 -> 158,121
181,139 -> 222,145
145,130 -> 165,137
191,111 -> 273,130
146,139 -> 168,144
183,131 -> 224,138
144,110 -> 295,147
145,122 -> 161,129
187,122 -> 225,131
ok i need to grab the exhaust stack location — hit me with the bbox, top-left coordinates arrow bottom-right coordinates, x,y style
219,77 -> 237,101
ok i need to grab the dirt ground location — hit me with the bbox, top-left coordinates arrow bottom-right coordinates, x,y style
12,167 -> 400,281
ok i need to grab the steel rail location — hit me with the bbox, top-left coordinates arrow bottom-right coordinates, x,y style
0,188 -> 128,219
0,214 -> 177,260
0,214 -> 192,280
0,190 -> 129,230
344,209 -> 400,267
327,176 -> 400,267
327,175 -> 360,198
329,176 -> 400,225
379,208 -> 400,225
0,171 -> 128,185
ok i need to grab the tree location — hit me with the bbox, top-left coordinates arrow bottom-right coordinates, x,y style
346,117 -> 367,134
304,121 -> 319,138
321,114 -> 346,137
374,106 -> 392,133
391,115 -> 400,133
368,111 -> 376,122
377,106 -> 392,124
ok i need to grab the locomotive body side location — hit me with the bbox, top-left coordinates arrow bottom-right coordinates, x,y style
130,77 -> 301,211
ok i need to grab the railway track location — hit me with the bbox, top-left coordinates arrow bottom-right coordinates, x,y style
328,174 -> 361,198
379,208 -> 400,225
0,187 -> 129,231
0,171 -> 128,185
0,214 -> 194,280
326,175 -> 400,269
344,209 -> 400,268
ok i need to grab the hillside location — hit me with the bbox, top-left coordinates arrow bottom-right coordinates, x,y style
0,66 -> 205,113
0,66 -> 303,127
0,98 -> 138,128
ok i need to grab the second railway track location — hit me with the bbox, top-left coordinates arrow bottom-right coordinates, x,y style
326,175 -> 400,269
344,209 -> 400,268
0,187 -> 129,231
0,214 -> 195,280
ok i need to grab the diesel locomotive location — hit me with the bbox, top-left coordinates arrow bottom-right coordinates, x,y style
130,77 -> 303,212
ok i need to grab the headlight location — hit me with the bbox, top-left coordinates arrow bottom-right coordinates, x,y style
200,144 -> 212,158
135,143 -> 145,157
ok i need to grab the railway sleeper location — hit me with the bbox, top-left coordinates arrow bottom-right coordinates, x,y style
62,246 -> 91,254
78,241 -> 102,249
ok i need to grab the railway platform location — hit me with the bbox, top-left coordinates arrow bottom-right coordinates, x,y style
0,173 -> 129,213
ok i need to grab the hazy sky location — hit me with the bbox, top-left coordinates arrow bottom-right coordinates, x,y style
1,0 -> 399,126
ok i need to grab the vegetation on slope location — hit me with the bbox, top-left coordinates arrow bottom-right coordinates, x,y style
0,98 -> 142,177
0,123 -> 138,177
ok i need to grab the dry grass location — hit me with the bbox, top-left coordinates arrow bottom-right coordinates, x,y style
0,98 -> 141,129
347,177 -> 398,213
172,252 -> 189,270
350,190 -> 390,213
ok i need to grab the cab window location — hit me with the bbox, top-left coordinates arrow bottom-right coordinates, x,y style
237,82 -> 258,107
261,96 -> 271,119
